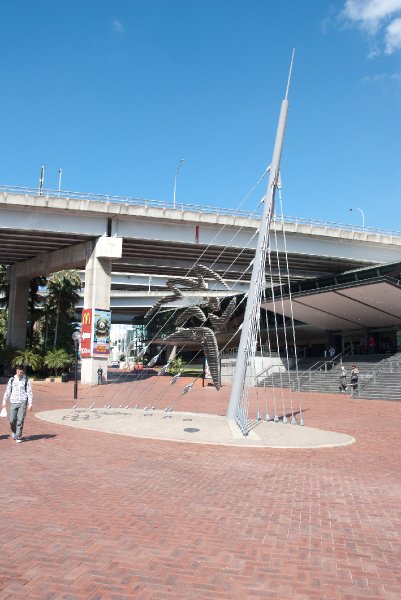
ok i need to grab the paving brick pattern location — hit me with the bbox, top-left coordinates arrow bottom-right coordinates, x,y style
0,376 -> 400,599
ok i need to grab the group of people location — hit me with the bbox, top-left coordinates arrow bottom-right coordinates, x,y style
1,365 -> 33,443
339,365 -> 359,393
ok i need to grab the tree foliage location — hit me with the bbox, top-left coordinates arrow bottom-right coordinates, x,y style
168,357 -> 184,375
12,349 -> 43,371
27,276 -> 47,348
43,270 -> 81,349
0,264 -> 9,309
0,343 -> 18,376
43,348 -> 73,377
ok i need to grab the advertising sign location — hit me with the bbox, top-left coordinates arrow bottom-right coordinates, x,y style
93,309 -> 111,356
80,309 -> 93,358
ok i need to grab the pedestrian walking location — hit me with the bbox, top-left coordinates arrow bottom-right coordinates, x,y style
2,365 -> 33,443
350,365 -> 359,390
339,366 -> 347,392
97,367 -> 103,385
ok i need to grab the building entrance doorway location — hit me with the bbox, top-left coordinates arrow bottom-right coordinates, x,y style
342,331 -> 365,355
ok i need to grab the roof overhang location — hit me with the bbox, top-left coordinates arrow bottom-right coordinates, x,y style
262,278 -> 401,331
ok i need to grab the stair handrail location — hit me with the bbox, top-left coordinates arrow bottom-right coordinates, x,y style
254,363 -> 287,380
356,354 -> 401,397
296,347 -> 352,387
254,347 -> 352,391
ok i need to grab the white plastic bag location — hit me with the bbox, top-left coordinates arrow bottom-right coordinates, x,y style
0,407 -> 7,418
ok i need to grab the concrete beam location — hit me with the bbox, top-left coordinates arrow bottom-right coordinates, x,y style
11,242 -> 88,279
9,237 -> 123,280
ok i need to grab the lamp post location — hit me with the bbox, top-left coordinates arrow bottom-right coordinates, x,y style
72,331 -> 81,400
39,165 -> 45,195
349,207 -> 365,229
58,168 -> 62,196
173,159 -> 185,209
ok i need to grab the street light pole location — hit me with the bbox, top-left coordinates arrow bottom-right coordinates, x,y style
72,331 -> 81,400
39,165 -> 45,195
349,207 -> 365,228
58,168 -> 62,196
173,159 -> 185,209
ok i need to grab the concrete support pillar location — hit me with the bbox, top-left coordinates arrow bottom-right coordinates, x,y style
80,237 -> 122,385
6,265 -> 30,348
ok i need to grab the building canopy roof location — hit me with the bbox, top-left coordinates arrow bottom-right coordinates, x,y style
262,262 -> 401,331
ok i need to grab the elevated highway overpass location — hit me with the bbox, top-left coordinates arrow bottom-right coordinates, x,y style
2,186 -> 401,285
1,185 -> 401,380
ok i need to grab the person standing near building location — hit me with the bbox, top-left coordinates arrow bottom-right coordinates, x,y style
339,366 -> 347,392
369,336 -> 376,354
350,365 -> 359,390
2,365 -> 33,443
97,367 -> 103,385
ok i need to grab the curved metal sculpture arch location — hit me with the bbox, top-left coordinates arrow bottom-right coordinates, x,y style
145,264 -> 237,390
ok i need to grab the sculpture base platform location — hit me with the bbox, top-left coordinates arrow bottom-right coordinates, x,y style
36,408 -> 356,449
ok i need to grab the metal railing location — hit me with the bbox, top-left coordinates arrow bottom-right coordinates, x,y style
293,347 -> 351,389
254,362 -> 289,381
355,354 -> 401,397
0,185 -> 260,219
2,184 -> 401,238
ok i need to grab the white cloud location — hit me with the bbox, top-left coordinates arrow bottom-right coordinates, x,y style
362,71 -> 401,82
343,0 -> 401,30
385,16 -> 401,52
342,0 -> 401,53
112,19 -> 124,34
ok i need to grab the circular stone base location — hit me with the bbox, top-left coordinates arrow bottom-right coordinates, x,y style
36,408 -> 356,449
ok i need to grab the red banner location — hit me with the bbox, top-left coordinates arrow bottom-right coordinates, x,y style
80,309 -> 93,358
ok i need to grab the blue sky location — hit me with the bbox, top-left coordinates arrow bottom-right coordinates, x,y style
1,0 -> 400,229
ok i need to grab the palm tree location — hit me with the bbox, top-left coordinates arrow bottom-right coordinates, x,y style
44,348 -> 73,377
12,349 -> 43,372
44,270 -> 81,349
27,275 -> 47,348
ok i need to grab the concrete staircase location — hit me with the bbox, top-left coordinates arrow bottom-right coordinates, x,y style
258,353 -> 401,400
354,353 -> 401,400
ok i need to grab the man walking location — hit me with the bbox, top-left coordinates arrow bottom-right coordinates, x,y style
2,365 -> 33,443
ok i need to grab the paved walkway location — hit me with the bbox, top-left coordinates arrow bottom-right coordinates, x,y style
0,376 -> 400,599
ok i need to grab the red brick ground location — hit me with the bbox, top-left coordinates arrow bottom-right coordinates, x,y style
0,374 -> 400,599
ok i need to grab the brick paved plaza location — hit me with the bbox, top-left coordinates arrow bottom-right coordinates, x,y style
0,376 -> 400,599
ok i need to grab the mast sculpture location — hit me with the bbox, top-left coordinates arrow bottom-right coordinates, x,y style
226,52 -> 294,430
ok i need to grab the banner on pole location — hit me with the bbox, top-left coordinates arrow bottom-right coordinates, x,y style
80,309 -> 93,358
93,309 -> 111,356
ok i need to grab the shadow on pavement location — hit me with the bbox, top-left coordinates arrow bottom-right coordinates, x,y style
23,434 -> 57,442
105,369 -> 159,384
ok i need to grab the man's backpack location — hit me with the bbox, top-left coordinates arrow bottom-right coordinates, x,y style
10,375 -> 28,392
